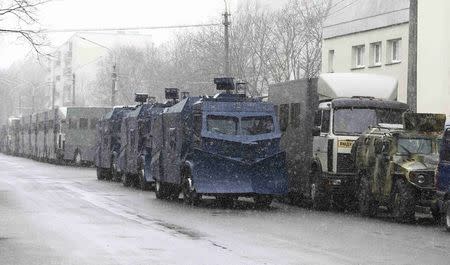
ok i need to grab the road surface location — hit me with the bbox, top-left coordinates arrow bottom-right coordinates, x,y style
0,154 -> 449,265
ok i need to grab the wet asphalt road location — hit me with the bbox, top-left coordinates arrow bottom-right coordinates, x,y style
0,153 -> 449,265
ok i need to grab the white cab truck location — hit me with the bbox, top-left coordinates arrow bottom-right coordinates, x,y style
269,73 -> 409,210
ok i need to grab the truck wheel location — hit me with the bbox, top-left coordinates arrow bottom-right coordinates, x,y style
392,178 -> 416,223
254,195 -> 273,209
182,175 -> 200,206
138,168 -> 151,191
96,167 -> 105,180
109,157 -> 119,181
310,169 -> 330,211
155,180 -> 170,200
216,196 -> 236,208
358,176 -> 378,217
445,201 -> 450,232
121,173 -> 132,187
74,151 -> 82,166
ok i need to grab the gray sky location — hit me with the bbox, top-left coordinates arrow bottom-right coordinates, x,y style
0,0 -> 287,69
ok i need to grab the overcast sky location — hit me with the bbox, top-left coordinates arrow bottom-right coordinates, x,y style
0,0 -> 287,69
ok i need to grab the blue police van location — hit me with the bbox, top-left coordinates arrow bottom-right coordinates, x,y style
437,128 -> 450,231
151,78 -> 288,207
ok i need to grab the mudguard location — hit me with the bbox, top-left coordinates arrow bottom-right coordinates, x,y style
191,149 -> 288,195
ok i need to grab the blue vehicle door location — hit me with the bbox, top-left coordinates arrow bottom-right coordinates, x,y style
438,129 -> 450,192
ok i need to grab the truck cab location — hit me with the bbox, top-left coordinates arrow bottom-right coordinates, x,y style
312,97 -> 408,209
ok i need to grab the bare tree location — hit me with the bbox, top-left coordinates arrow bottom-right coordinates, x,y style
92,0 -> 332,100
0,0 -> 50,54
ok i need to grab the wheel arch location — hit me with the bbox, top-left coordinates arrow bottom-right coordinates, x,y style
310,159 -> 322,177
180,160 -> 194,177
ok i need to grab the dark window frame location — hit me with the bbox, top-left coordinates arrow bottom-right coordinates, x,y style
321,110 -> 331,133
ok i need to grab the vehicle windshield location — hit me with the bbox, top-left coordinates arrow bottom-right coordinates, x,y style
397,138 -> 432,155
334,108 -> 404,135
207,115 -> 238,135
241,116 -> 274,135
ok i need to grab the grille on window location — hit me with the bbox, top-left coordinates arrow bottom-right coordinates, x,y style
337,153 -> 356,173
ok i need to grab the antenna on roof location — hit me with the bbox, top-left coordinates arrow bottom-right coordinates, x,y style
214,77 -> 235,94
165,88 -> 179,103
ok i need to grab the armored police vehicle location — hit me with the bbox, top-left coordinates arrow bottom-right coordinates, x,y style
436,128 -> 450,231
0,124 -> 7,153
118,94 -> 171,189
95,105 -> 135,181
151,78 -> 288,207
353,113 -> 446,222
269,73 -> 409,210
6,117 -> 20,156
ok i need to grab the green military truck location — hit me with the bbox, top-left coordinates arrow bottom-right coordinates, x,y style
353,113 -> 446,222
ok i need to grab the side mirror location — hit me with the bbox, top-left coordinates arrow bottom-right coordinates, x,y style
381,141 -> 390,156
312,126 -> 320,136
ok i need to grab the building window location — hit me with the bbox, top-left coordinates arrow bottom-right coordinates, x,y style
279,104 -> 289,132
387,39 -> 401,63
328,50 -> 335,73
290,103 -> 301,128
68,118 -> 77,129
80,118 -> 88,130
352,45 -> 365,68
321,110 -> 330,133
90,118 -> 98,130
370,42 -> 382,66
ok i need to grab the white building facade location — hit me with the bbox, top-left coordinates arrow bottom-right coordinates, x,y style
321,0 -> 410,102
416,0 -> 450,117
47,32 -> 153,107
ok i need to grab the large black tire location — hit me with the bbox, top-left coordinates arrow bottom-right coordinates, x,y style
108,157 -> 120,181
96,167 -> 105,180
445,201 -> 450,232
121,173 -> 132,187
73,151 -> 82,166
392,178 -> 416,223
216,196 -> 236,208
310,169 -> 330,211
154,180 -> 167,199
253,195 -> 273,209
138,168 -> 151,191
358,176 -> 378,217
181,174 -> 201,206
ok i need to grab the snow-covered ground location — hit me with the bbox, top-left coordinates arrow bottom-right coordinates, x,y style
0,154 -> 449,265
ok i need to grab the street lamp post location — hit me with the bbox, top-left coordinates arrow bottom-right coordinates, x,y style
223,0 -> 231,77
77,36 -> 117,106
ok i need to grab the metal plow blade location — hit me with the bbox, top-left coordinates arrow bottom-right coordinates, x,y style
191,150 -> 288,195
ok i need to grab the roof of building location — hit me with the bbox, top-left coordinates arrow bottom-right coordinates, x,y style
323,0 -> 410,39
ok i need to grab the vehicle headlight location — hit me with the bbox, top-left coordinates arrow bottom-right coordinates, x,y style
416,174 -> 426,184
409,172 -> 434,187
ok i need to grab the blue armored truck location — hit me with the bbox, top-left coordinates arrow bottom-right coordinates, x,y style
118,94 -> 170,189
151,78 -> 288,207
437,128 -> 450,231
95,106 -> 135,181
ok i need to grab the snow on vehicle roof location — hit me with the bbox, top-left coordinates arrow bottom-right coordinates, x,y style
318,73 -> 398,101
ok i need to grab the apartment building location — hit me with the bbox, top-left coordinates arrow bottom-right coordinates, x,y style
46,32 -> 153,107
321,0 -> 410,102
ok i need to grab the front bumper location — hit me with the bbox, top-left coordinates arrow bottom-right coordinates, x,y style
191,150 -> 288,195
322,173 -> 357,195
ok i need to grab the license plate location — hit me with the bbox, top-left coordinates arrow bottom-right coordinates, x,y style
338,140 -> 354,149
